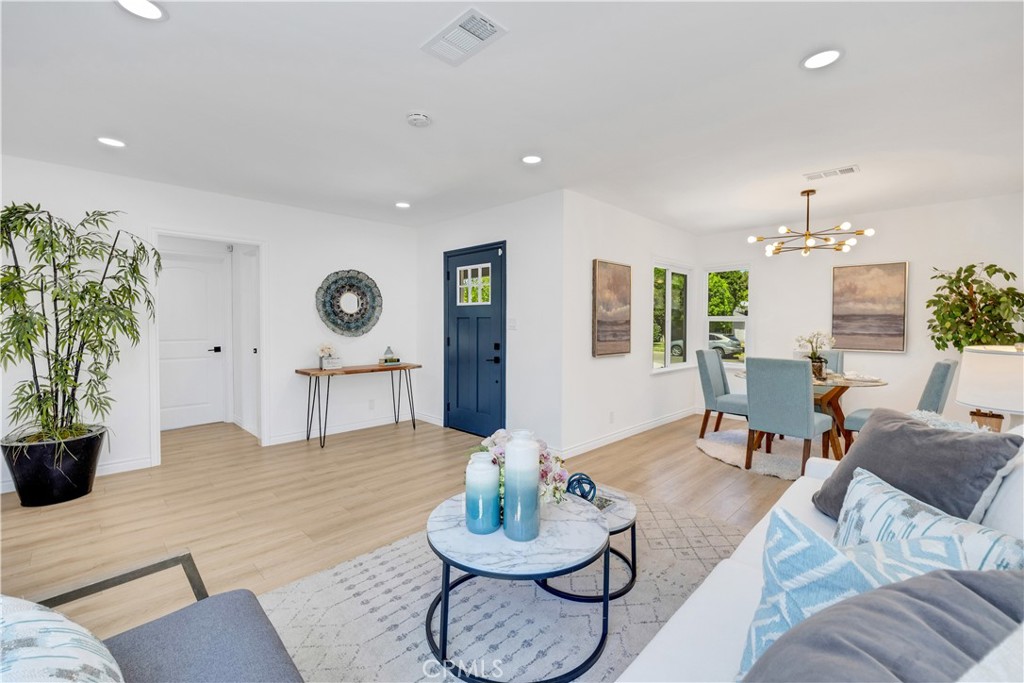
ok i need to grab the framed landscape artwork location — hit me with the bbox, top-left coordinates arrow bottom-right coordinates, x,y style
832,262 -> 908,352
592,260 -> 631,356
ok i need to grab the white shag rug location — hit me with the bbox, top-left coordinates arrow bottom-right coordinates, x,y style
259,494 -> 743,682
696,429 -> 821,480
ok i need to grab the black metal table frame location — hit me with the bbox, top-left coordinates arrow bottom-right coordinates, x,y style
425,541 -> 611,683
304,367 -> 417,449
536,520 -> 636,602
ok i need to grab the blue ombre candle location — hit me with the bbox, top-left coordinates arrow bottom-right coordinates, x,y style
503,430 -> 540,542
465,453 -> 500,534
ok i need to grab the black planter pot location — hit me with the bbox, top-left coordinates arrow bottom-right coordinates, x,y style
2,428 -> 106,507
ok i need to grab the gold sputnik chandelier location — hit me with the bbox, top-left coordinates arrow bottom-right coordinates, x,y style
748,189 -> 874,257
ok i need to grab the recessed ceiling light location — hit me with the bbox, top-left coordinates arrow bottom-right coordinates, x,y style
802,49 -> 841,70
521,155 -> 543,165
116,0 -> 163,20
395,202 -> 411,209
97,137 -> 126,148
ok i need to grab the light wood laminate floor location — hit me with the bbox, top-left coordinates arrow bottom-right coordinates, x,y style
1,414 -> 786,638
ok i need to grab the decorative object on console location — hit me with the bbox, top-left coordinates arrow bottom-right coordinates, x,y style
795,330 -> 835,380
315,269 -> 382,336
379,345 -> 400,365
747,188 -> 874,257
465,452 -> 500,534
0,203 -> 160,507
832,262 -> 908,352
811,408 -> 1023,521
956,345 -> 1024,433
566,472 -> 597,501
925,263 -> 1024,352
592,259 -> 631,356
317,342 -> 342,370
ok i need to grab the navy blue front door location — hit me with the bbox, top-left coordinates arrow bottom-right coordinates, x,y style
444,242 -> 506,437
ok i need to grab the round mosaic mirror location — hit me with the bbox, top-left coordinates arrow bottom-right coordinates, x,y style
315,269 -> 382,336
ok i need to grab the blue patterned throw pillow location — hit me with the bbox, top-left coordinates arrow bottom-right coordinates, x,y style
835,468 -> 1024,571
0,595 -> 123,682
737,509 -> 967,679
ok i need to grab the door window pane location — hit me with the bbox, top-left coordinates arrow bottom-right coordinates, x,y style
457,263 -> 492,306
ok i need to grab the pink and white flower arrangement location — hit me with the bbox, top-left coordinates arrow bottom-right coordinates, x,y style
476,429 -> 569,503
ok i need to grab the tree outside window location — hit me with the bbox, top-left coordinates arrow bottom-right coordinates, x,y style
707,269 -> 748,361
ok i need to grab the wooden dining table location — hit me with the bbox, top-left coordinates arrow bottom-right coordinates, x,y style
733,370 -> 888,459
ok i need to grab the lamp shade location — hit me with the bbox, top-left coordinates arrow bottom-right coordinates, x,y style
955,345 -> 1024,415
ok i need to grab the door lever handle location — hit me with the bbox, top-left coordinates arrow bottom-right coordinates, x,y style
484,356 -> 500,364
208,346 -> 222,353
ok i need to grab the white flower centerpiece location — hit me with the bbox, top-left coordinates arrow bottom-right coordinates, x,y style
795,331 -> 835,380
474,429 -> 569,517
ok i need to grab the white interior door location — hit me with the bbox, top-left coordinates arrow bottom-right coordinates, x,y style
159,250 -> 231,430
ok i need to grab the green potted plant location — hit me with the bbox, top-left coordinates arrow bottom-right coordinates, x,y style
925,263 -> 1024,351
1,203 -> 160,506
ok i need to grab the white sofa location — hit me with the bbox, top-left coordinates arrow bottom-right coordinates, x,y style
619,441 -> 1024,683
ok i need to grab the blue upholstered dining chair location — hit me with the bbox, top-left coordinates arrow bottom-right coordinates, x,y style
843,360 -> 959,443
696,349 -> 748,438
745,358 -> 835,475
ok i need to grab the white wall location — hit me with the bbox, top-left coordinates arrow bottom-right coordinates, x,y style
2,156 -> 419,490
561,191 -> 702,456
232,244 -> 261,435
415,192 -> 565,450
698,191 -> 1024,424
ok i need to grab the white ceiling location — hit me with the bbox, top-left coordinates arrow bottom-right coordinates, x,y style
3,2 -> 1022,233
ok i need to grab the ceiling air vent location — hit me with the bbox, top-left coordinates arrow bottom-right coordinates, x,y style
803,164 -> 860,181
423,8 -> 507,66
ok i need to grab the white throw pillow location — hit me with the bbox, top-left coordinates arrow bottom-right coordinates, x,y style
0,595 -> 123,682
834,468 -> 1024,571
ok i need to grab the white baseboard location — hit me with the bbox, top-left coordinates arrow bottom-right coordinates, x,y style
268,415 -> 427,446
1,455 -> 154,494
558,407 -> 697,460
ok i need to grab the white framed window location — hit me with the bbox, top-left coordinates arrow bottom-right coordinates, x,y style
457,263 -> 492,306
652,264 -> 689,369
706,267 -> 748,363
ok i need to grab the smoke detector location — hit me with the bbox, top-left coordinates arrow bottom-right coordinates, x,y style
407,112 -> 432,128
803,164 -> 860,181
422,8 -> 507,66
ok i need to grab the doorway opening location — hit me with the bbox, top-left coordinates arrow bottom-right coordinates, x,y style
443,241 -> 506,437
156,235 -> 262,440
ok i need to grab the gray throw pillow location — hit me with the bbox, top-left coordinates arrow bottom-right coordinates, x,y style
812,408 -> 1022,520
743,569 -> 1024,683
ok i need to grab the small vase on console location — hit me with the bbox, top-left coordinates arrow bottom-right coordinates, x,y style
503,429 -> 541,542
465,453 -> 500,534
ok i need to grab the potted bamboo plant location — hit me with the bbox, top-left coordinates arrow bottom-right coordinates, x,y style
1,203 -> 160,506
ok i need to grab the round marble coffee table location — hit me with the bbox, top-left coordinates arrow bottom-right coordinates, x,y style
425,493 -> 610,683
536,484 -> 638,602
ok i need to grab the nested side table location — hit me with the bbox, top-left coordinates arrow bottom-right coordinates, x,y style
536,484 -> 637,602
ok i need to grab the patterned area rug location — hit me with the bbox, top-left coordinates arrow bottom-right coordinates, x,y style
697,429 -> 805,480
259,495 -> 743,682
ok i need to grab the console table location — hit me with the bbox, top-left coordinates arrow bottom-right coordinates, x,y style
294,363 -> 421,448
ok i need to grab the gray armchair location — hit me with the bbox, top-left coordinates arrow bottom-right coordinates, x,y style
39,553 -> 302,683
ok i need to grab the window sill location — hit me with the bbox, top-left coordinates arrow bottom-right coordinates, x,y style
651,363 -> 697,376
